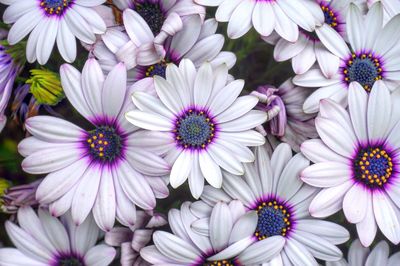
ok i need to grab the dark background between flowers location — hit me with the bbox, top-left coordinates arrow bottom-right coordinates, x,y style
0,4 -> 397,264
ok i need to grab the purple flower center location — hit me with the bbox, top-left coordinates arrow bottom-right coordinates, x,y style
40,0 -> 72,16
321,4 -> 338,29
202,260 -> 238,266
342,53 -> 383,92
254,199 -> 292,240
86,126 -> 122,163
145,60 -> 169,78
135,2 -> 165,35
174,109 -> 216,150
353,146 -> 393,188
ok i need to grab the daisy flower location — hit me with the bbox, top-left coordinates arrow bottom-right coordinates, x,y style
113,0 -> 205,49
141,200 -> 286,265
105,211 -> 167,266
1,0 -> 107,64
194,0 -> 324,41
293,2 -> 400,113
18,59 -> 170,231
251,79 -> 318,152
264,0 -> 361,78
126,60 -> 267,198
199,143 -> 349,265
0,206 -> 116,266
93,15 -> 235,84
326,239 -> 400,266
301,81 -> 400,246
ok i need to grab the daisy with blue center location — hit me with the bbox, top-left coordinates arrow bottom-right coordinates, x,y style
0,0 -> 107,64
198,143 -> 349,265
0,207 -> 116,266
18,59 -> 171,232
301,80 -> 400,247
141,200 -> 286,265
126,59 -> 267,198
293,2 -> 400,113
92,14 -> 235,85
264,0 -> 364,78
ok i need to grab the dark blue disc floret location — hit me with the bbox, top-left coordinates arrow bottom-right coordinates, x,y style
353,146 -> 393,189
174,109 -> 216,150
254,199 -> 292,241
135,2 -> 165,35
321,4 -> 338,29
145,60 -> 168,78
40,0 -> 72,16
86,126 -> 123,163
202,260 -> 238,266
343,53 -> 383,92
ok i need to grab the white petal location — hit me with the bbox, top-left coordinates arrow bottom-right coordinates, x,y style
316,24 -> 350,59
170,151 -> 191,188
84,244 -> 116,266
373,191 -> 400,244
93,168 -> 116,231
153,231 -> 201,263
237,236 -> 285,265
227,0 -> 254,39
284,238 -> 318,266
367,80 -> 392,140
210,202 -> 233,251
301,162 -> 351,188
199,151 -> 222,188
343,185 -> 369,223
102,63 -> 126,119
71,166 -> 102,225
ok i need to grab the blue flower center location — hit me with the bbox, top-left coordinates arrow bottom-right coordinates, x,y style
255,200 -> 292,241
145,60 -> 168,78
175,109 -> 215,150
321,4 -> 338,29
135,2 -> 165,35
86,126 -> 122,163
57,255 -> 84,266
203,260 -> 238,266
343,53 -> 383,92
354,146 -> 393,188
40,0 -> 72,16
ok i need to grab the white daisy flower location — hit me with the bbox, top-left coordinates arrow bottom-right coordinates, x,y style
293,2 -> 400,113
1,0 -> 107,64
0,206 -> 116,266
326,239 -> 400,266
301,81 -> 400,246
18,59 -> 170,231
264,0 -> 360,78
198,143 -> 349,265
113,0 -> 205,48
125,60 -> 267,198
194,0 -> 324,41
141,200 -> 286,265
93,15 -> 235,84
105,211 -> 167,266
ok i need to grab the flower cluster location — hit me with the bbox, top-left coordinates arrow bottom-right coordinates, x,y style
1,0 -> 400,265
